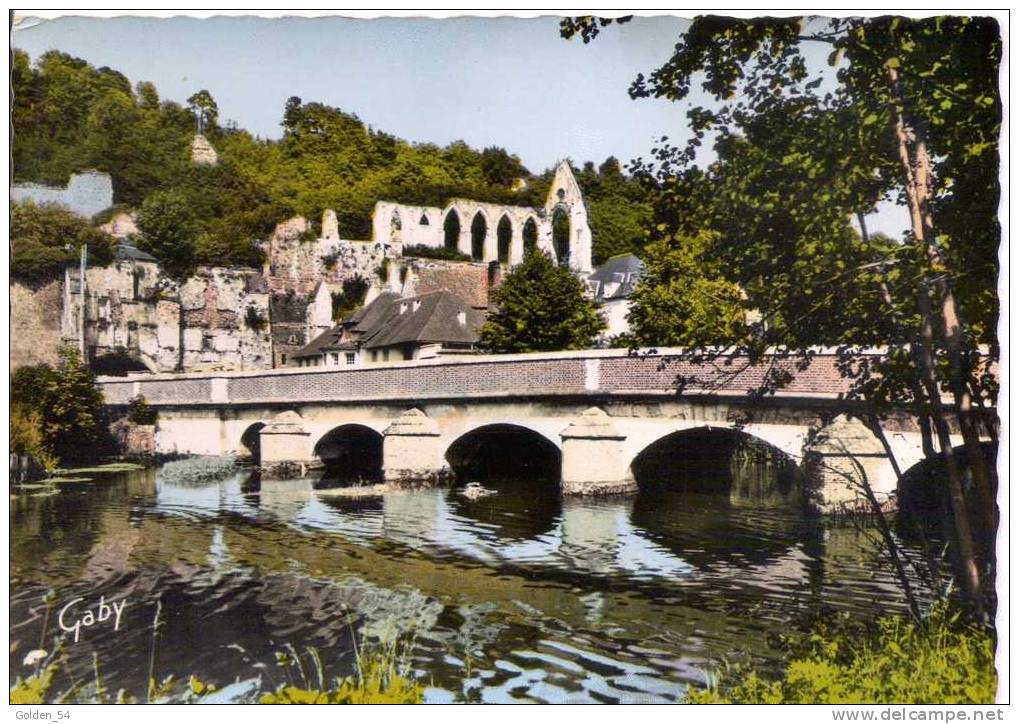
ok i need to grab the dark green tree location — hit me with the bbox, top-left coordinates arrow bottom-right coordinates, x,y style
624,231 -> 746,347
136,190 -> 198,371
480,249 -> 605,352
11,349 -> 112,465
11,200 -> 114,282
187,89 -> 219,134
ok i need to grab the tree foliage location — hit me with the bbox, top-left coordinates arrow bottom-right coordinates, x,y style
11,349 -> 113,465
624,231 -> 746,347
576,158 -> 654,265
135,190 -> 199,281
480,250 -> 605,352
11,200 -> 114,282
565,14 -> 1001,617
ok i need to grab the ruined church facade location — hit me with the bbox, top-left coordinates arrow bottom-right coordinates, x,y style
371,161 -> 593,273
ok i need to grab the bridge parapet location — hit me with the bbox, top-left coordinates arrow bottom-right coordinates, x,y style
99,349 -> 865,408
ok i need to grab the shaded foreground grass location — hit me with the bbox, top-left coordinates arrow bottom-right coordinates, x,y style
685,603 -> 996,704
11,641 -> 424,704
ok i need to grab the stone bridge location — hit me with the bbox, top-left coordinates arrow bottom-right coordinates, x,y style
98,349 -> 972,510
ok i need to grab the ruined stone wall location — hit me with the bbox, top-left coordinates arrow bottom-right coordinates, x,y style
370,161 -> 593,273
10,279 -> 65,369
372,201 -> 443,247
264,213 -> 394,366
10,171 -> 114,219
51,261 -> 276,373
177,268 -> 272,371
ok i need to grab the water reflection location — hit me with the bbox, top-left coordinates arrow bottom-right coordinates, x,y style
10,461 -> 928,703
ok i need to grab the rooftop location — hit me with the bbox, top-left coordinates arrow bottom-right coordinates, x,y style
294,289 -> 484,359
588,253 -> 644,301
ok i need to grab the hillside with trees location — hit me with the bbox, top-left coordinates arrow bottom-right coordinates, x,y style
12,49 -> 656,275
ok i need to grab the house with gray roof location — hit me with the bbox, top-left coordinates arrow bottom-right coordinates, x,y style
584,253 -> 645,341
292,289 -> 485,367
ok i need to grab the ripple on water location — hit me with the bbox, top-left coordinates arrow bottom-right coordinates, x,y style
9,465 -> 928,702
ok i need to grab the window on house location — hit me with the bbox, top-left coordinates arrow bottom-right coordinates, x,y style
281,354 -> 288,365
371,351 -> 378,362
383,349 -> 390,361
419,214 -> 429,226
331,353 -> 340,365
346,352 -> 356,365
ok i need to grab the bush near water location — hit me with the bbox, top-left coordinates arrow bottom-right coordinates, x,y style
685,603 -> 996,704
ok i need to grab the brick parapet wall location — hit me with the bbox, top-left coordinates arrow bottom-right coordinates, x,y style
98,349 -> 885,407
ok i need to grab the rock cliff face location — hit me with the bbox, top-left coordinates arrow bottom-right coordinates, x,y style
190,134 -> 220,166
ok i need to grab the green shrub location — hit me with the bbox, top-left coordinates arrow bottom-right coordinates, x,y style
401,244 -> 471,262
127,395 -> 158,425
331,277 -> 370,321
244,305 -> 268,332
10,349 -> 114,465
10,404 -> 58,472
480,249 -> 605,352
685,603 -> 997,704
11,201 -> 114,283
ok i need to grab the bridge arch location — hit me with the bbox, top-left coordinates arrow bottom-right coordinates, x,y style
445,423 -> 561,485
898,441 -> 997,515
239,422 -> 267,464
629,427 -> 804,506
313,424 -> 384,485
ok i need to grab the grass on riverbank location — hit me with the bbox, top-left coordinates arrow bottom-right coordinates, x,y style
11,642 -> 425,705
685,603 -> 996,704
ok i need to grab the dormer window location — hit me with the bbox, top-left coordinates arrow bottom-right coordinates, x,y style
456,311 -> 466,327
413,300 -> 421,312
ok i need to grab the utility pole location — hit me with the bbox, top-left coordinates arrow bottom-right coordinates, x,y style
78,243 -> 87,361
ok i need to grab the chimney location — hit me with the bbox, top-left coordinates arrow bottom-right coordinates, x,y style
487,260 -> 503,306
387,258 -> 403,294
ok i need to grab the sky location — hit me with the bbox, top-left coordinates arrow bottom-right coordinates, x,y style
11,12 -> 910,236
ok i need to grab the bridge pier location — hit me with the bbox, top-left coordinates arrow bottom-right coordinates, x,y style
804,416 -> 895,512
560,407 -> 637,495
382,408 -> 445,486
259,411 -> 317,477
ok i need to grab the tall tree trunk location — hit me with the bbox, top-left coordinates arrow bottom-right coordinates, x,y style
886,66 -> 995,533
911,139 -> 997,531
887,67 -> 991,617
916,289 -> 984,620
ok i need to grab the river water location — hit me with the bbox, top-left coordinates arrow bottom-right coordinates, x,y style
10,463 -> 927,704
